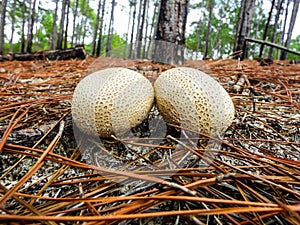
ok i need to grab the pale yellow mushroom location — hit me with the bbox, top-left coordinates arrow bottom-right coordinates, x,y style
154,67 -> 235,137
72,68 -> 154,138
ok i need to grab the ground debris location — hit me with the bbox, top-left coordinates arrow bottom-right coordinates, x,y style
0,58 -> 300,224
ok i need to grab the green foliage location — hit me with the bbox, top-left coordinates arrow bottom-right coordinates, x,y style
186,0 -> 239,59
4,42 -> 19,53
288,35 -> 300,60
40,11 -> 53,39
77,0 -> 97,26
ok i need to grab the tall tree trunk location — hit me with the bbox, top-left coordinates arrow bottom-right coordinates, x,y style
20,0 -> 26,53
96,0 -> 106,56
135,0 -> 147,59
203,0 -> 214,59
26,0 -> 37,53
280,0 -> 299,59
91,0 -> 102,56
153,0 -> 189,65
64,0 -> 70,49
82,0 -> 90,45
142,0 -> 150,58
134,0 -> 143,57
0,0 -> 7,55
78,0 -> 86,44
57,0 -> 67,49
123,0 -> 134,58
128,1 -> 137,58
9,0 -> 17,53
51,0 -> 59,50
259,0 -> 276,58
196,18 -> 203,59
269,0 -> 284,59
234,0 -> 256,60
278,0 -> 290,59
145,0 -> 160,58
106,0 -> 116,56
71,0 -> 79,47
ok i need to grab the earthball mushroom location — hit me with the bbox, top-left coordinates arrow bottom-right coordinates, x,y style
72,68 -> 154,138
154,67 -> 235,136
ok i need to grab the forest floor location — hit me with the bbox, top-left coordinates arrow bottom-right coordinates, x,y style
0,57 -> 300,224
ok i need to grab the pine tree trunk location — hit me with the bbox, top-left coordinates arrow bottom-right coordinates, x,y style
153,0 -> 189,65
82,0 -> 90,45
203,0 -> 214,59
57,0 -> 67,50
135,0 -> 147,59
71,0 -> 79,47
128,1 -> 137,58
96,0 -> 106,56
280,0 -> 299,60
234,0 -> 256,60
91,0 -> 102,56
145,0 -> 160,58
9,0 -> 17,53
106,0 -> 116,56
20,0 -> 26,53
134,0 -> 143,58
64,0 -> 70,49
259,0 -> 276,58
123,1 -> 134,58
78,0 -> 86,44
26,0 -> 37,53
269,0 -> 284,59
0,0 -> 7,55
51,0 -> 59,50
142,0 -> 150,58
278,0 -> 290,59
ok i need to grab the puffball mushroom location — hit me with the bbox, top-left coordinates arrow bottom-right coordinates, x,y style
154,67 -> 235,136
72,68 -> 154,138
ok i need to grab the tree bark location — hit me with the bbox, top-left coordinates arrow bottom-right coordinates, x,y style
280,0 -> 300,60
26,0 -> 37,53
269,0 -> 284,59
96,0 -> 106,56
258,0 -> 276,58
245,37 -> 300,57
123,0 -> 134,58
142,0 -> 150,58
82,0 -> 90,45
106,0 -> 116,56
9,0 -> 17,53
0,0 -> 7,55
6,46 -> 86,61
51,0 -> 59,50
71,0 -> 79,47
20,0 -> 26,53
153,0 -> 189,65
145,0 -> 160,58
91,0 -> 102,56
128,1 -> 137,58
57,0 -> 67,50
234,0 -> 256,60
203,0 -> 214,59
64,0 -> 70,49
135,0 -> 147,59
278,0 -> 290,59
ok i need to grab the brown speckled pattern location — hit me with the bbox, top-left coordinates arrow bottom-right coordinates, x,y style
154,67 -> 235,136
72,68 -> 154,137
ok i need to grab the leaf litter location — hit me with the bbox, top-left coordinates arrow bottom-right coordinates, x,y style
0,57 -> 299,224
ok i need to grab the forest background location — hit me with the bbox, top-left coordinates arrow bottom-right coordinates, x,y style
0,0 -> 299,61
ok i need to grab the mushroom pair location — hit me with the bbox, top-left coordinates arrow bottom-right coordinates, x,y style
72,67 -> 235,138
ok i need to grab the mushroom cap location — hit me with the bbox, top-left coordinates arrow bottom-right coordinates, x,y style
72,68 -> 154,137
154,67 -> 235,136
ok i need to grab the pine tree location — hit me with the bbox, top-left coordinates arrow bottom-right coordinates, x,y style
153,0 -> 189,64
